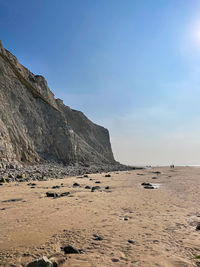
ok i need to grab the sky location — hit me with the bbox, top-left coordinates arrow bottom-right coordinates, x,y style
1,0 -> 200,165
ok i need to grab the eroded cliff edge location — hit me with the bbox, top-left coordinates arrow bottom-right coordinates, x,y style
0,41 -> 116,167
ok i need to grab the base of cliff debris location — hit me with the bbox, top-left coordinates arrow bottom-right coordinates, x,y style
0,161 -> 136,183
0,166 -> 199,267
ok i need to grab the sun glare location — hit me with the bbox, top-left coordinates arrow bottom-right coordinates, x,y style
190,20 -> 200,46
194,25 -> 200,42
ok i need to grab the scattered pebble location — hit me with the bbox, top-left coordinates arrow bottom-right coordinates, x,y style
46,191 -> 58,198
141,182 -> 155,189
85,186 -> 91,189
2,198 -> 23,202
91,186 -> 101,192
52,185 -> 60,189
128,239 -> 135,244
16,174 -> 26,179
60,192 -> 70,197
27,256 -> 52,267
62,245 -> 81,254
0,178 -> 6,183
144,185 -> 155,189
73,182 -> 80,187
93,234 -> 103,241
27,183 -> 37,186
141,182 -> 151,186
111,258 -> 119,262
196,223 -> 200,231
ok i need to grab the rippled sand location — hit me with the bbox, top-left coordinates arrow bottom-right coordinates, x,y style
0,167 -> 200,266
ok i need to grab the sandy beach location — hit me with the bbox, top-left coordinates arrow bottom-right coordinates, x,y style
0,167 -> 200,266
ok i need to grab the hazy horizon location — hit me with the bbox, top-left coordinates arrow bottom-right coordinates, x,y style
1,0 -> 200,165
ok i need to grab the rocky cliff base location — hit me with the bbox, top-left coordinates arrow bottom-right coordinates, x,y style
0,162 -> 138,183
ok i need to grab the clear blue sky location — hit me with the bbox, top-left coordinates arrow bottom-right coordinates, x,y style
1,0 -> 200,165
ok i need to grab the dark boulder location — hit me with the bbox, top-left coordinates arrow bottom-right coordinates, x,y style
91,186 -> 101,192
46,191 -> 58,198
85,186 -> 91,189
141,182 -> 152,186
196,223 -> 200,230
0,178 -> 6,183
60,192 -> 70,197
62,245 -> 81,254
128,239 -> 135,244
73,182 -> 80,187
26,256 -> 53,267
144,185 -> 154,189
93,234 -> 103,241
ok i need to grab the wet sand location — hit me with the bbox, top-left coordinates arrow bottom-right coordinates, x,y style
0,167 -> 200,266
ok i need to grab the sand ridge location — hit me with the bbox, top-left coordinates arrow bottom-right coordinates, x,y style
0,167 -> 200,266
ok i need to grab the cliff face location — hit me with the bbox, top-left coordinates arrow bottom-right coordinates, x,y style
0,41 -> 115,166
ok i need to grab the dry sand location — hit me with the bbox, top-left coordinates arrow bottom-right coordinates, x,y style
0,167 -> 200,266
